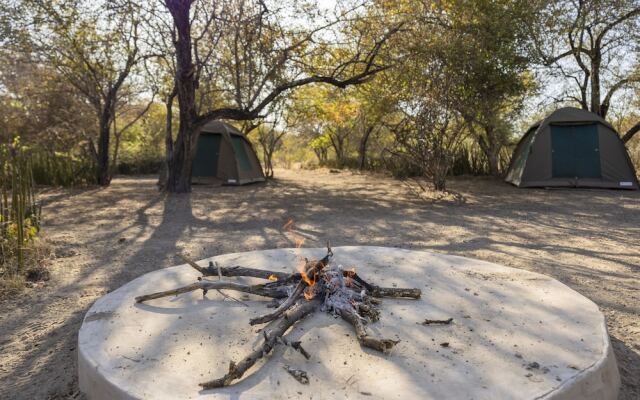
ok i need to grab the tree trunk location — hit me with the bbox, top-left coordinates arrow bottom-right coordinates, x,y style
590,52 -> 602,117
262,145 -> 274,178
329,131 -> 345,168
622,122 -> 640,143
111,111 -> 122,178
96,107 -> 112,186
478,129 -> 500,177
165,0 -> 199,193
159,90 -> 177,188
166,123 -> 196,193
358,126 -> 374,170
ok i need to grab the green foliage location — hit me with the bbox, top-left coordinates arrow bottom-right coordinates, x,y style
114,103 -> 166,175
0,141 -> 41,276
30,149 -> 97,186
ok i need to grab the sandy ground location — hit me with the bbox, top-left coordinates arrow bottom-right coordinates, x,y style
0,168 -> 638,399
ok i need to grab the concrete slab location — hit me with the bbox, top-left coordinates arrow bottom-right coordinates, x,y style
78,247 -> 620,399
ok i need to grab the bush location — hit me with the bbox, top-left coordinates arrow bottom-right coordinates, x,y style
116,157 -> 163,175
30,149 -> 97,186
449,144 -> 512,176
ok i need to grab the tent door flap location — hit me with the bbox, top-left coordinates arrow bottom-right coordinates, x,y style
192,134 -> 221,177
551,124 -> 601,178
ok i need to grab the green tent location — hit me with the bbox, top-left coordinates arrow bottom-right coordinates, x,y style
192,121 -> 265,185
505,107 -> 639,189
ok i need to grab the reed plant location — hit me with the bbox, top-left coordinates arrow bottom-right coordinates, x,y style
0,142 -> 41,279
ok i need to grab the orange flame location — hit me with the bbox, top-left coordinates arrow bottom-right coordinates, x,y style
299,262 -> 317,300
284,216 -> 315,300
267,274 -> 278,282
300,268 -> 315,287
344,267 -> 356,287
283,217 -> 305,249
282,218 -> 294,230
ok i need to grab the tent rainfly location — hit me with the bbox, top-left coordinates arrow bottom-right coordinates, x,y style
192,121 -> 265,185
505,107 -> 639,190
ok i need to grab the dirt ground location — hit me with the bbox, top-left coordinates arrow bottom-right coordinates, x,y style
0,168 -> 638,399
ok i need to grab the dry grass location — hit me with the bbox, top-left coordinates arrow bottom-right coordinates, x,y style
0,238 -> 52,297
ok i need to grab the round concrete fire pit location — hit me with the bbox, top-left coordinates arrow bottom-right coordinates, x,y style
78,247 -> 620,399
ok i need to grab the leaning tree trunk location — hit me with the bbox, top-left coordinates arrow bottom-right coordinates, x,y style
479,128 -> 501,177
164,0 -> 199,193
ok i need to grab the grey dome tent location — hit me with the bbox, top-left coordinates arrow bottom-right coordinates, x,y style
505,107 -> 639,189
192,121 -> 265,185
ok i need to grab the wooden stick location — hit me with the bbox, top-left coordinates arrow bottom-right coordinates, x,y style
179,253 -> 298,281
276,336 -> 311,360
339,309 -> 399,352
200,298 -> 321,389
370,287 -> 422,299
422,317 -> 453,325
135,281 -> 289,303
346,271 -> 421,299
249,280 -> 306,325
211,261 -> 248,307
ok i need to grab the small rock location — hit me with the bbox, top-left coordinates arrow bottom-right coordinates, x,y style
527,362 -> 540,370
283,365 -> 309,384
439,342 -> 450,348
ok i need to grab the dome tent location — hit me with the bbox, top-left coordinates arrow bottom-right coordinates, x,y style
192,121 -> 265,185
505,107 -> 638,189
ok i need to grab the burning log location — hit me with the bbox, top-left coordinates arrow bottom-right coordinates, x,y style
136,246 -> 428,389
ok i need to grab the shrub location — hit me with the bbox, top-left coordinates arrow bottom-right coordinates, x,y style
30,149 -> 97,186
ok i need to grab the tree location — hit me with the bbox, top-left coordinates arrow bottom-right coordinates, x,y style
18,0 -> 151,185
385,31 -> 468,191
352,84 -> 394,170
248,101 -> 288,178
444,0 -> 535,176
532,0 -> 640,142
389,102 -> 466,191
372,0 -> 534,177
160,0 -> 400,192
0,51 -> 95,152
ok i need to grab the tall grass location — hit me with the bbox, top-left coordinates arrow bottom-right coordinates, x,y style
0,145 -> 41,277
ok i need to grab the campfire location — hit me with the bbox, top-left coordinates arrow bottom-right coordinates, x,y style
135,244 -> 423,389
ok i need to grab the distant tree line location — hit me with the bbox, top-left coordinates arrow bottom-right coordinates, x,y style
1,0 -> 639,192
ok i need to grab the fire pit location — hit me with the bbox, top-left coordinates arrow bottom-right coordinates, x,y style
78,246 -> 620,399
